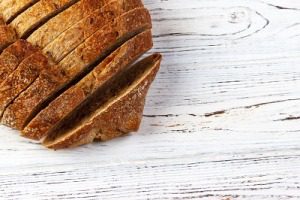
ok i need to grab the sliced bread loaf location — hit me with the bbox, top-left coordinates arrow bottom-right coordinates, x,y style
6,8 -> 151,134
27,0 -> 111,48
43,0 -> 143,62
44,53 -> 161,149
21,30 -> 152,140
11,0 -> 80,38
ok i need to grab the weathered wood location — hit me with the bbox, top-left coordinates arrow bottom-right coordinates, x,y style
1,0 -> 300,199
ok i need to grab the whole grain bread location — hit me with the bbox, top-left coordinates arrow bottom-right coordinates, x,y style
11,0 -> 80,38
27,0 -> 111,48
43,0 -> 143,62
21,30 -> 152,140
0,40 -> 39,84
0,52 -> 50,118
44,53 -> 161,149
0,0 -> 38,23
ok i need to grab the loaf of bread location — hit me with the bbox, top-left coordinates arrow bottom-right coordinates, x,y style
0,0 -> 161,149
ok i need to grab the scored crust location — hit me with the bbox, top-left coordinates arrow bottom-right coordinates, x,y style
11,0 -> 80,38
0,0 -> 39,23
0,52 -> 50,118
43,0 -> 143,62
0,40 -> 39,84
27,0 -> 111,48
21,30 -> 153,140
44,53 -> 162,149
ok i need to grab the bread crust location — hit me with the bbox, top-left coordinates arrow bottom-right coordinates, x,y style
0,25 -> 17,51
0,0 -> 38,23
21,30 -> 153,140
11,0 -> 80,38
44,53 -> 161,149
43,0 -> 143,62
0,52 -> 50,118
0,40 -> 39,84
27,0 -> 111,48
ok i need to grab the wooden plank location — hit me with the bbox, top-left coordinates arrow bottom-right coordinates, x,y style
1,0 -> 300,199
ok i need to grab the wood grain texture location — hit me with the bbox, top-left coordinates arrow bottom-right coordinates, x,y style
1,0 -> 300,199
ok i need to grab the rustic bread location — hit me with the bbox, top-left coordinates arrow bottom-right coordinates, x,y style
44,53 -> 161,149
43,0 -> 143,62
21,30 -> 152,140
3,8 -> 151,133
0,52 -> 50,118
0,25 -> 18,51
0,0 -> 38,23
27,0 -> 111,48
0,40 -> 39,84
11,0 -> 80,39
0,0 -> 161,149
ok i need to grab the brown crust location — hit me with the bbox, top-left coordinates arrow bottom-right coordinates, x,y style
2,67 -> 67,129
0,25 -> 17,51
11,0 -> 80,38
43,0 -> 143,62
59,7 -> 151,77
44,53 -> 162,149
22,30 -> 153,140
0,0 -> 39,23
0,40 -> 39,84
27,0 -> 111,48
0,52 -> 50,118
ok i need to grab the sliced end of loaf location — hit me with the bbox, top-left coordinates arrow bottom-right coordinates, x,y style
43,53 -> 162,149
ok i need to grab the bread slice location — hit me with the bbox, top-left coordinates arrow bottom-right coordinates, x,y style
0,40 -> 39,83
43,53 -> 161,149
9,8 -> 151,134
27,0 -> 111,48
59,7 -> 151,77
20,30 -> 152,140
0,52 -> 50,118
0,24 -> 17,51
0,0 -> 39,23
11,0 -> 80,39
43,0 -> 143,62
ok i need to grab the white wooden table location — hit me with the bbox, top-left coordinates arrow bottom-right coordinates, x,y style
1,0 -> 300,199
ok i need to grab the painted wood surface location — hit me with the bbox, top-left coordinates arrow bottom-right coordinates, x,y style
1,0 -> 300,199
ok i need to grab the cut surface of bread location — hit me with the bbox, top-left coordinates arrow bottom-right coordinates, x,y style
27,0 -> 111,48
11,0 -> 80,38
0,40 -> 39,84
43,0 -> 143,62
0,52 -> 49,118
0,25 -> 18,51
0,0 -> 39,23
21,30 -> 152,139
43,53 -> 161,149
